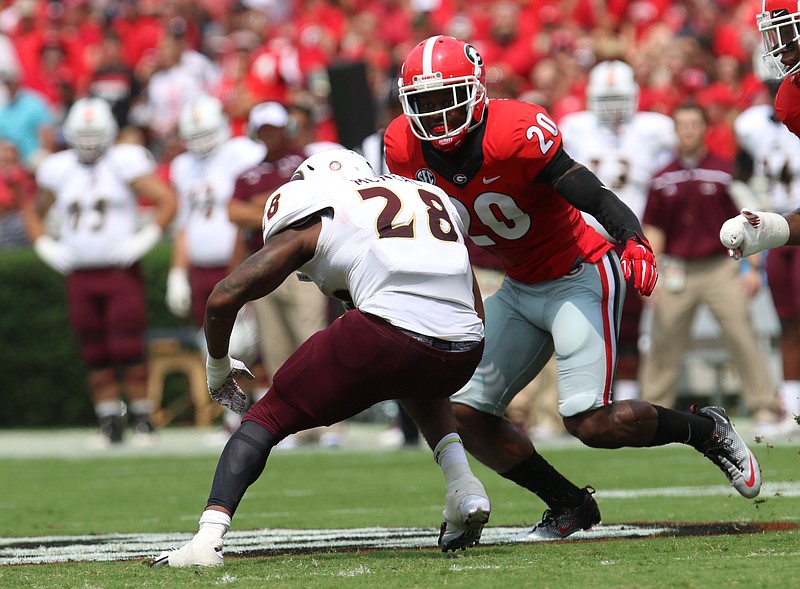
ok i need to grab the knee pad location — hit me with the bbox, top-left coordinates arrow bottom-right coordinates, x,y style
559,391 -> 599,417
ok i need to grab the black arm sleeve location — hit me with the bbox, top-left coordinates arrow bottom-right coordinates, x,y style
543,153 -> 644,244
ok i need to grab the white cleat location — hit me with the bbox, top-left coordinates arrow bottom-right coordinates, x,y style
693,405 -> 762,499
438,475 -> 491,552
150,532 -> 224,567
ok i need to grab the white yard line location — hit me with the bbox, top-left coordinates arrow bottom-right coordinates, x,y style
2,481 -> 799,566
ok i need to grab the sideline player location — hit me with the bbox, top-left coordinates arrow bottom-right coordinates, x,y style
24,97 -> 177,445
385,35 -> 763,540
560,59 -> 677,402
151,149 -> 490,566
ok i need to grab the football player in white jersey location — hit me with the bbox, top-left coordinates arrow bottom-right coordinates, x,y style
151,149 -> 490,567
559,60 -> 677,403
167,95 -> 268,433
731,81 -> 800,435
24,97 -> 177,445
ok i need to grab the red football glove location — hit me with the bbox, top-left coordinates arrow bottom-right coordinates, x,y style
620,235 -> 658,297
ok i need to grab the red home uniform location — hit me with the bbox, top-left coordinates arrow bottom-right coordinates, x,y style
775,74 -> 800,138
385,99 -> 612,284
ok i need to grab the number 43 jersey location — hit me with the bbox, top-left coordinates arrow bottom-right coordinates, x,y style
35,144 -> 156,269
261,174 -> 483,342
384,99 -> 612,285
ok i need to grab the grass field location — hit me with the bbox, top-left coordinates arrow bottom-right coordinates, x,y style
0,424 -> 797,589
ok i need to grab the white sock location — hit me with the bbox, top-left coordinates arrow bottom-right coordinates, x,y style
779,381 -> 800,416
198,509 -> 231,539
94,400 -> 125,418
613,380 -> 639,402
129,399 -> 152,417
434,433 -> 470,482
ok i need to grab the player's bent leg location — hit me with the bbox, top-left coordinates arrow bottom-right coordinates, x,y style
451,403 -> 535,472
151,421 -> 277,567
563,401 -> 660,448
432,432 -> 491,552
452,403 -> 601,540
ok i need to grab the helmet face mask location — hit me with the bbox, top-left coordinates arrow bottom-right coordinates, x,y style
291,148 -> 377,182
179,96 -> 230,158
398,36 -> 486,152
63,98 -> 118,164
586,60 -> 639,128
758,0 -> 800,79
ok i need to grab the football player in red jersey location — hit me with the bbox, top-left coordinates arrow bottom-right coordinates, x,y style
385,36 -> 763,540
723,2 -> 800,253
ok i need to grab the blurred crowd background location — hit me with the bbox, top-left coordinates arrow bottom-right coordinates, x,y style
0,0 -> 771,201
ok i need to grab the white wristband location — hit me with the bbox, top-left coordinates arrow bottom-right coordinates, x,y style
205,354 -> 231,390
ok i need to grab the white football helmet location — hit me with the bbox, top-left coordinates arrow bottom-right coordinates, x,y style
586,60 -> 639,127
63,97 -> 118,164
178,95 -> 230,158
291,148 -> 377,182
757,0 -> 800,79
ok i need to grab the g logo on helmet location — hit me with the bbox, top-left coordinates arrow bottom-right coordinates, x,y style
464,44 -> 483,69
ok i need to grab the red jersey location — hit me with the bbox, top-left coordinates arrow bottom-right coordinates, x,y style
775,75 -> 800,139
384,99 -> 611,284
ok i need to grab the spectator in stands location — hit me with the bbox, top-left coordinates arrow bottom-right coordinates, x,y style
88,29 -> 144,144
0,139 -> 33,249
138,29 -> 215,157
640,102 -> 780,427
23,97 -> 177,446
0,69 -> 55,171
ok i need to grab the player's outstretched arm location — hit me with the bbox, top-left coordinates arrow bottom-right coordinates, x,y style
719,208 -> 793,259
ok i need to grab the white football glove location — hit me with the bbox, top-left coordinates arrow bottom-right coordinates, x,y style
108,223 -> 163,268
33,235 -> 77,275
166,267 -> 192,318
206,354 -> 254,414
719,208 -> 790,260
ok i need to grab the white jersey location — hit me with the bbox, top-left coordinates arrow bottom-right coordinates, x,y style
559,110 -> 676,240
171,137 -> 265,267
261,173 -> 483,341
36,144 -> 155,269
734,104 -> 800,215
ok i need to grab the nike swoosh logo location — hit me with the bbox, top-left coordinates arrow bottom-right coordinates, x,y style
558,523 -> 573,534
482,176 -> 501,184
744,454 -> 757,488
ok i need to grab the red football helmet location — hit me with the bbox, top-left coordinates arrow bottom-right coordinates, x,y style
398,35 -> 487,152
757,0 -> 800,78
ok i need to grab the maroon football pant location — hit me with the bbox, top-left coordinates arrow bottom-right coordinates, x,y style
244,310 -> 483,440
66,266 -> 147,366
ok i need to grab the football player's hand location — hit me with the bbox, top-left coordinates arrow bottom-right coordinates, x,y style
166,267 -> 191,318
206,354 -> 254,414
719,208 -> 790,260
620,234 -> 658,297
33,235 -> 76,275
109,223 -> 162,268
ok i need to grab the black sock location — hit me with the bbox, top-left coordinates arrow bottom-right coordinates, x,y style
500,452 -> 583,509
652,406 -> 714,449
207,420 -> 275,515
